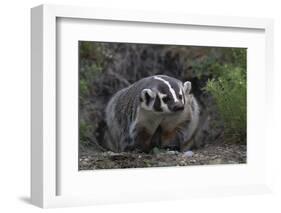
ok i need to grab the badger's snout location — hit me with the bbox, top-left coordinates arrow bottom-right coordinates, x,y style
171,103 -> 184,112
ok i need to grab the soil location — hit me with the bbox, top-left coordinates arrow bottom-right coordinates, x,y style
79,142 -> 246,170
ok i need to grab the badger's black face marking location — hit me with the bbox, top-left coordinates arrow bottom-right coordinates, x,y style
162,96 -> 170,103
180,88 -> 185,105
144,91 -> 151,105
179,94 -> 183,100
153,94 -> 163,112
151,75 -> 188,113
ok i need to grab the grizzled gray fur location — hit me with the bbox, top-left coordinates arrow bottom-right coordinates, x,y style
104,75 -> 200,153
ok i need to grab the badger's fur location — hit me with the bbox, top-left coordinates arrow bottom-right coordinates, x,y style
104,75 -> 200,153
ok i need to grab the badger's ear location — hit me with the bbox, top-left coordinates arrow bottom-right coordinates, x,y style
140,89 -> 155,104
183,81 -> 192,94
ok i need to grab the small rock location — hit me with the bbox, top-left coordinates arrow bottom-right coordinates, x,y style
209,159 -> 223,164
189,159 -> 196,163
152,147 -> 161,154
179,161 -> 186,166
107,151 -> 116,156
166,150 -> 178,155
183,151 -> 194,158
81,161 -> 89,166
210,155 -> 218,160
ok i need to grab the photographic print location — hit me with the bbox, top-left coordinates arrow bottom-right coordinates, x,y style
78,41 -> 247,170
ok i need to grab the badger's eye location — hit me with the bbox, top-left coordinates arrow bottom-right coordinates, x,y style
162,96 -> 169,103
179,94 -> 183,100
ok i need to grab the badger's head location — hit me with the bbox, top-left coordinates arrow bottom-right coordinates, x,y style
139,75 -> 192,114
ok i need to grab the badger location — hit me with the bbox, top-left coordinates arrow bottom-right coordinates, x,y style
104,75 -> 200,153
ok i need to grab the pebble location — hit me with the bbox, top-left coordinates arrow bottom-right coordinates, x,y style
183,151 -> 194,158
81,161 -> 89,166
209,159 -> 223,164
179,161 -> 186,166
152,147 -> 161,154
166,150 -> 178,155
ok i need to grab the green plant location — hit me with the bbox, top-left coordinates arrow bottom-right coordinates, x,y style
79,121 -> 93,146
79,42 -> 107,147
204,65 -> 246,143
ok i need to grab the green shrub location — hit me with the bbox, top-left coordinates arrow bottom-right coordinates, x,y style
190,48 -> 246,80
204,65 -> 246,143
79,42 -> 107,146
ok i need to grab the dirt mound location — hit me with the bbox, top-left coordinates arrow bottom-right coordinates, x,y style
79,142 -> 246,170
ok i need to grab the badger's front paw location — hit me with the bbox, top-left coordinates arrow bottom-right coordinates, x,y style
160,130 -> 181,151
131,126 -> 154,153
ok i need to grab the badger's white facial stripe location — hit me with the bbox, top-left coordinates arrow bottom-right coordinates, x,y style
179,89 -> 184,103
158,92 -> 170,112
153,76 -> 179,102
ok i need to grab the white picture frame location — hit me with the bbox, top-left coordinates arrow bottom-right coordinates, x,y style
31,4 -> 274,208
